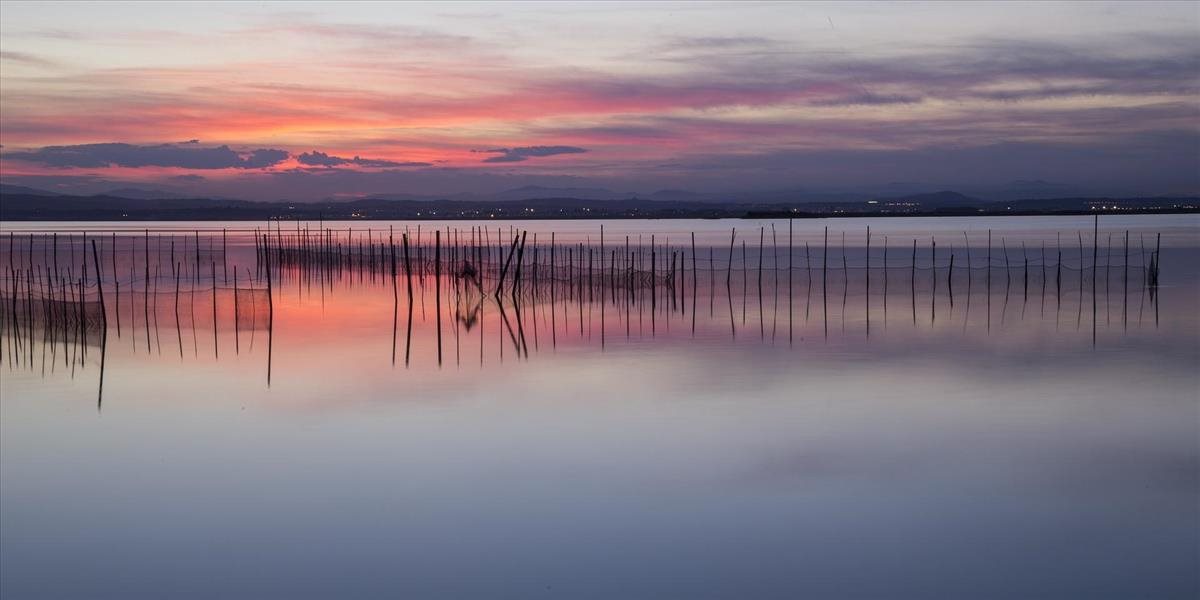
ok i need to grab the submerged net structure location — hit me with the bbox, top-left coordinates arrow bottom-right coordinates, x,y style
0,216 -> 1166,347
0,218 -> 1172,391
251,220 -> 1164,305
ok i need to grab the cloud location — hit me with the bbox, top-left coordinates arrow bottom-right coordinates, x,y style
1,142 -> 290,169
1,8 -> 1196,199
642,130 -> 1200,193
809,93 -> 923,107
656,36 -> 780,52
3,32 -> 1194,150
5,130 -> 1196,200
244,20 -> 473,52
474,146 -> 588,163
0,51 -> 59,68
296,150 -> 431,168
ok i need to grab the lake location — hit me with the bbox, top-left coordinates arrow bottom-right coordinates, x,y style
2,215 -> 1198,599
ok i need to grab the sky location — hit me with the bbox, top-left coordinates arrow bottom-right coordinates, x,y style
1,1 -> 1198,201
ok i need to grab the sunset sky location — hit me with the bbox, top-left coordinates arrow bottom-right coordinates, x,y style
1,1 -> 1197,200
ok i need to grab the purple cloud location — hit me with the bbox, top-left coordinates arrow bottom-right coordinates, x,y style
296,150 -> 431,168
474,145 -> 588,163
2,142 -> 289,169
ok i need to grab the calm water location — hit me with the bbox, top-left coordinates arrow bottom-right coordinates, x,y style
2,216 -> 1198,599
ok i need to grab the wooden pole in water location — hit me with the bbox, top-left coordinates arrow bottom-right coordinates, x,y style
600,224 -> 605,296
1121,229 -> 1129,327
612,248 -> 619,305
78,276 -> 87,352
174,261 -> 182,358
988,230 -> 993,296
823,227 -> 829,294
91,240 -> 107,330
435,229 -> 442,366
726,228 -> 735,288
495,233 -> 520,296
651,235 -> 657,311
1022,242 -> 1029,300
625,235 -> 632,303
390,234 -> 398,303
1092,215 -> 1099,340
145,230 -> 151,353
1056,234 -> 1062,298
1147,230 -> 1156,286
841,232 -> 848,282
233,268 -> 240,354
512,230 -> 528,301
262,235 -> 273,386
531,236 -> 540,298
112,233 -> 120,337
1002,237 -> 1010,288
883,237 -> 888,297
1105,233 -> 1112,304
931,237 -> 937,299
211,260 -> 218,358
390,235 -> 398,365
948,251 -> 955,299
668,250 -> 676,309
742,240 -> 748,319
8,267 -> 19,358
42,266 -> 53,339
1078,231 -> 1084,292
223,228 -> 228,284
194,230 -> 200,284
866,225 -> 871,297
402,232 -> 413,298
758,227 -> 765,296
691,231 -> 698,297
788,220 -> 793,329
402,233 -> 413,366
1139,235 -> 1147,290
1036,240 -> 1044,295
911,238 -> 917,290
129,262 -> 135,348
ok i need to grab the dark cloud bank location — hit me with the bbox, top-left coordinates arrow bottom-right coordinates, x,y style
1,142 -> 289,169
296,150 -> 431,168
473,145 -> 588,163
1,142 -> 434,171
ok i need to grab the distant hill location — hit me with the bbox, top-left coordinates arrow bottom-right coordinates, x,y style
0,183 -> 63,197
1,187 -> 1194,220
489,185 -> 631,202
872,190 -> 985,208
102,187 -> 187,200
983,179 -> 1086,200
648,189 -> 718,202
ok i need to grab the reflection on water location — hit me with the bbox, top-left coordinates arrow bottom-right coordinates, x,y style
1,216 -> 1197,599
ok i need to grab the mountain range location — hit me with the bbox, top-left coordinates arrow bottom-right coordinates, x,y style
2,183 -> 1194,221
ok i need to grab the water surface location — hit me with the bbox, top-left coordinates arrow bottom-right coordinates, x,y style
2,216 -> 1198,599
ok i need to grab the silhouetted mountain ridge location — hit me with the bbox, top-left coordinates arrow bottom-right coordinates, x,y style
2,186 -> 1194,220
